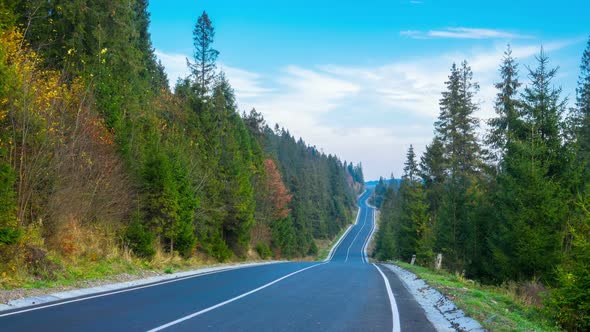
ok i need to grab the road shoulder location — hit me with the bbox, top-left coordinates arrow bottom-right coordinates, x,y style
382,263 -> 485,332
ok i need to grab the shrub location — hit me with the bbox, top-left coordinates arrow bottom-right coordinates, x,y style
0,227 -> 20,245
125,220 -> 156,259
255,242 -> 272,259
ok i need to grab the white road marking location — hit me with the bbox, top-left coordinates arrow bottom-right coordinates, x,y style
326,200 -> 362,261
146,262 -> 328,331
0,263 -> 277,318
361,205 -> 376,263
345,203 -> 369,263
373,263 -> 402,332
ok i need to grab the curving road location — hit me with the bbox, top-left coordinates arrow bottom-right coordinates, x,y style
0,190 -> 435,331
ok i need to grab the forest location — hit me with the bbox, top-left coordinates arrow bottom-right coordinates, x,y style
0,1 -> 363,285
372,40 -> 590,330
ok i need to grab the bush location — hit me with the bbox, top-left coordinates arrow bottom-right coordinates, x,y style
0,227 -> 20,245
307,240 -> 318,256
211,237 -> 232,262
255,242 -> 272,259
174,222 -> 196,258
125,220 -> 156,259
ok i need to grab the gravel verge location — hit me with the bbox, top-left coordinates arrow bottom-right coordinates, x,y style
383,263 -> 485,332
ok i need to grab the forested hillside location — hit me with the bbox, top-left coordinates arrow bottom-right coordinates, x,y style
0,2 -> 362,285
373,42 -> 590,330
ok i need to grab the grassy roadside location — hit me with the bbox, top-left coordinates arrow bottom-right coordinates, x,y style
2,205 -> 361,292
1,252 -> 264,291
2,216 -> 355,291
394,261 -> 561,332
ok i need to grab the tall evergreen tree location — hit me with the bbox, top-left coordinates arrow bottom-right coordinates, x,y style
575,37 -> 590,176
397,146 -> 429,262
490,49 -> 567,282
420,138 -> 445,224
191,11 -> 219,96
487,45 -> 522,161
434,61 -> 482,271
403,145 -> 418,181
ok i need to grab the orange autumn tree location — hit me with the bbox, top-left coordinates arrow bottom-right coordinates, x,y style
264,159 -> 292,220
251,158 -> 292,253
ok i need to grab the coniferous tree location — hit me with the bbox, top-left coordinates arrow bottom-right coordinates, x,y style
434,61 -> 482,271
547,37 -> 590,330
374,186 -> 397,261
397,146 -> 429,261
0,2 -> 361,275
403,145 -> 418,181
491,49 -> 567,282
420,138 -> 445,227
487,45 -> 523,161
191,11 -> 219,96
575,37 -> 590,177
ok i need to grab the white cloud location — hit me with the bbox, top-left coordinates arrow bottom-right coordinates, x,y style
154,50 -> 190,85
222,65 -> 274,99
156,40 -> 576,180
155,50 -> 274,100
401,27 -> 534,40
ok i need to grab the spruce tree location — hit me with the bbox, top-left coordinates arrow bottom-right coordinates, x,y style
487,45 -> 522,161
403,145 -> 418,181
420,138 -> 445,221
576,37 -> 590,175
397,145 -> 429,262
491,49 -> 567,282
192,11 -> 219,96
434,61 -> 481,271
547,38 -> 590,329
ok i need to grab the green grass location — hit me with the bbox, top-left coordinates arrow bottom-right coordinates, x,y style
394,261 -> 561,332
1,254 -> 228,291
11,257 -> 140,290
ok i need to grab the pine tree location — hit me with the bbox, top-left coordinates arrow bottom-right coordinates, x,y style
191,11 -> 219,96
434,61 -> 481,271
547,38 -> 590,329
487,45 -> 522,161
403,145 -> 418,181
374,186 -> 397,261
576,37 -> 590,177
397,145 -> 429,262
420,138 -> 445,221
521,48 -> 566,176
490,49 -> 567,282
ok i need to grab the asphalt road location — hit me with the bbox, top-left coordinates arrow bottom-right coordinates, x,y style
0,190 -> 435,332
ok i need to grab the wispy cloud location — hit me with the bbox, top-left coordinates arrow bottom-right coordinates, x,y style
222,65 -> 274,99
154,50 -> 190,85
155,50 -> 272,99
156,39 -> 576,179
401,27 -> 534,40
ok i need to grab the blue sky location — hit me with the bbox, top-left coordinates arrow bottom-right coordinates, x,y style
149,0 -> 589,180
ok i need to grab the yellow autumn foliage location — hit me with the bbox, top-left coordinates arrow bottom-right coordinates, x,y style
1,29 -> 132,286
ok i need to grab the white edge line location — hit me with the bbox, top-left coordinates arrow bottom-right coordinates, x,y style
0,262 -> 279,318
345,204 -> 368,263
362,205 -> 377,263
325,189 -> 366,262
147,262 -> 327,331
369,204 -> 377,261
373,263 -> 401,332
326,222 -> 354,262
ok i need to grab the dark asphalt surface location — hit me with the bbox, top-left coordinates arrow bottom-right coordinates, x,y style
0,190 -> 436,332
